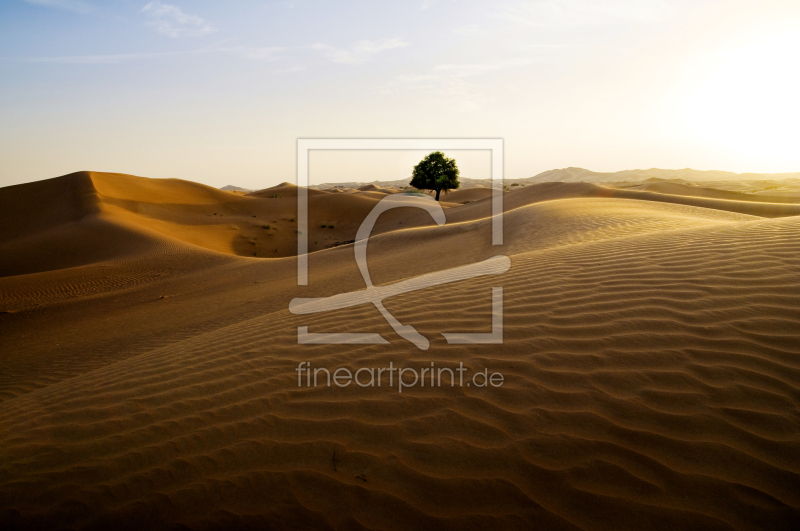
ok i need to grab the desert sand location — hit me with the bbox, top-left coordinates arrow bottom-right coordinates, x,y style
1,171 -> 799,530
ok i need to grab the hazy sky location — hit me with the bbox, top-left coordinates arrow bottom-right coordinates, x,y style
1,0 -> 799,189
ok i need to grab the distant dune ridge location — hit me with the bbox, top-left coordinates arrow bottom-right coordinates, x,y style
220,184 -> 253,192
1,169 -> 799,530
308,167 -> 800,194
527,166 -> 800,183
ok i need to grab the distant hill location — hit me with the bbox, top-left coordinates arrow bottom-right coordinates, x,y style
220,185 -> 252,192
311,179 -> 411,190
309,168 -> 800,192
527,167 -> 800,184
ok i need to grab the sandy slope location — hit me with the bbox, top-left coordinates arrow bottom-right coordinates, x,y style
624,181 -> 800,204
1,172 -> 799,530
439,187 -> 494,204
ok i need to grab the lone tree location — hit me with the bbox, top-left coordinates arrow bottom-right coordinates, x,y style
410,151 -> 460,201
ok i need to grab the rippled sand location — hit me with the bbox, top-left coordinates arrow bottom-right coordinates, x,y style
1,172 -> 798,529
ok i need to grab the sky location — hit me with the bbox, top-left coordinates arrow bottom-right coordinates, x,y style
1,0 -> 799,189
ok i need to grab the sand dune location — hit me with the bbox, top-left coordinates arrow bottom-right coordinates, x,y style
439,186 -> 494,203
357,183 -> 398,194
528,166 -> 800,184
1,171 -> 799,530
249,182 -> 332,198
626,181 -> 800,204
0,172 -> 405,279
496,182 -> 800,218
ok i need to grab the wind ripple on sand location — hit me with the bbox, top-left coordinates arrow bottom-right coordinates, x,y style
1,205 -> 799,530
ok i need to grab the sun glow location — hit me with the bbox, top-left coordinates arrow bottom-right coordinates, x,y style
679,30 -> 800,167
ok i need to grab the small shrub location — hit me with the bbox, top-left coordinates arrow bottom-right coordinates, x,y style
262,224 -> 271,229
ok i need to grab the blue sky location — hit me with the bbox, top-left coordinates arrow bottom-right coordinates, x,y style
1,0 -> 799,188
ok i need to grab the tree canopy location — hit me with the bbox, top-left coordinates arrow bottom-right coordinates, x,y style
410,151 -> 460,201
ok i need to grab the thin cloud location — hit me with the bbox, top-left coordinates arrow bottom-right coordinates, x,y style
6,44 -> 286,64
433,60 -> 535,77
379,59 -> 535,112
141,1 -> 215,38
311,38 -> 408,64
23,0 -> 92,13
9,51 -> 184,64
497,0 -> 675,28
383,59 -> 536,89
386,76 -> 492,112
215,45 -> 285,61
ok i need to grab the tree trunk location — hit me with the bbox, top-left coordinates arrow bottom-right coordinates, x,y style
435,188 -> 441,201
